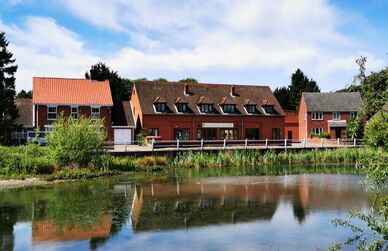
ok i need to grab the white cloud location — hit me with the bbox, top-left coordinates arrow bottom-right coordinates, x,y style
57,0 -> 386,90
1,0 -> 386,91
0,17 -> 100,91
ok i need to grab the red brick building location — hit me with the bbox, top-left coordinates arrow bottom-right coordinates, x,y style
131,81 -> 285,140
298,92 -> 362,141
32,77 -> 114,140
284,110 -> 299,140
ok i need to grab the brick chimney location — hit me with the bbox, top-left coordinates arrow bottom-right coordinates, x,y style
184,84 -> 189,96
230,85 -> 236,97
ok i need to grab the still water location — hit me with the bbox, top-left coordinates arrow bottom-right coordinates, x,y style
0,165 -> 372,251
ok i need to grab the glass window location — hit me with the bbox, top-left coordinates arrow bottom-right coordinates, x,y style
71,107 -> 78,119
272,128 -> 281,139
263,105 -> 274,114
155,103 -> 166,112
245,128 -> 260,140
311,112 -> 323,120
200,104 -> 213,113
350,111 -> 357,119
91,107 -> 100,120
176,103 -> 188,113
174,128 -> 190,140
197,128 -> 217,140
332,112 -> 341,120
311,128 -> 324,134
220,128 -> 239,140
149,128 -> 159,136
246,105 -> 256,114
47,106 -> 57,120
222,104 -> 236,113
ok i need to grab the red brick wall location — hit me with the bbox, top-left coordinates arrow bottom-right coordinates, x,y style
298,96 -> 307,141
141,114 -> 285,140
35,105 -> 113,140
285,110 -> 299,140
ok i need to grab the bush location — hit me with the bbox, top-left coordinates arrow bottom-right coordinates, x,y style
346,113 -> 364,139
46,116 -> 106,166
319,132 -> 330,139
364,111 -> 388,147
136,131 -> 146,146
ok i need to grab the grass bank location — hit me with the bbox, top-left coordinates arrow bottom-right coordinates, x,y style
0,145 -> 386,181
172,147 -> 386,168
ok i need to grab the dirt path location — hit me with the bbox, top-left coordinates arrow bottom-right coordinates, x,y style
0,178 -> 52,190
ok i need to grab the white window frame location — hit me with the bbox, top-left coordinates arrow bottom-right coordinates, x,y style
154,103 -> 167,113
222,104 -> 236,114
199,104 -> 213,113
332,112 -> 341,120
350,111 -> 358,119
91,107 -> 100,120
47,106 -> 57,120
245,105 -> 256,114
71,106 -> 79,120
311,128 -> 324,134
176,103 -> 188,113
311,112 -> 323,120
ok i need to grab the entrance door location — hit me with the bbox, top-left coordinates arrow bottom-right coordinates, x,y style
335,128 -> 342,139
287,131 -> 293,140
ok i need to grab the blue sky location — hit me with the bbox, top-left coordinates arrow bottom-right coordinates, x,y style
0,0 -> 387,92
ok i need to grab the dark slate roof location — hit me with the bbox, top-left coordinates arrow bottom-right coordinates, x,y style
112,101 -> 135,127
303,92 -> 362,112
14,98 -> 33,127
134,81 -> 285,116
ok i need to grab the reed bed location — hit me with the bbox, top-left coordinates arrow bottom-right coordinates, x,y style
172,148 -> 386,168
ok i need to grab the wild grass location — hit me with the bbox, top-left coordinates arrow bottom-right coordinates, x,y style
172,148 -> 386,168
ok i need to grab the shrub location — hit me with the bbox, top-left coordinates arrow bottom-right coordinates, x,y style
346,113 -> 364,139
46,116 -> 106,166
364,111 -> 388,147
90,154 -> 112,171
319,132 -> 330,139
136,131 -> 146,146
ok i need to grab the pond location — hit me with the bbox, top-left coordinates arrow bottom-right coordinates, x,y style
0,165 -> 373,251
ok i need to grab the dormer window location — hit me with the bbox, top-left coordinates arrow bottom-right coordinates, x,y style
263,105 -> 274,114
246,105 -> 256,114
222,104 -> 236,114
200,104 -> 213,113
177,103 -> 188,113
155,102 -> 167,113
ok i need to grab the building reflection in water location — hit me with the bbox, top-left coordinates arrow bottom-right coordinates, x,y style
130,175 -> 368,232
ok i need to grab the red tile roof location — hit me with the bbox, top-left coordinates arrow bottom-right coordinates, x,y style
33,77 -> 113,106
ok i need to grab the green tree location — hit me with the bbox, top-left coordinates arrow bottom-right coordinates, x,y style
46,116 -> 106,166
179,78 -> 198,83
289,69 -> 320,110
361,67 -> 388,118
273,86 -> 292,110
273,69 -> 320,110
153,78 -> 168,82
0,32 -> 18,144
337,57 -> 366,93
363,111 -> 388,148
346,113 -> 364,139
85,62 -> 133,102
330,156 -> 388,251
16,89 -> 32,99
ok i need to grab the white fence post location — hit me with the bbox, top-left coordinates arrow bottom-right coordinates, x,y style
320,138 -> 323,148
354,138 -> 356,147
124,140 -> 127,152
303,137 -> 306,148
200,138 -> 204,150
284,138 -> 287,149
245,138 -> 248,149
223,139 -> 227,149
177,139 -> 180,150
337,138 -> 340,147
265,139 -> 268,149
151,139 -> 155,151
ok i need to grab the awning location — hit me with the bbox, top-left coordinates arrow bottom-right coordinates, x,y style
328,120 -> 347,128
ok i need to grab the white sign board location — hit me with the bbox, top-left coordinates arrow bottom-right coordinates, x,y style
202,123 -> 234,128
